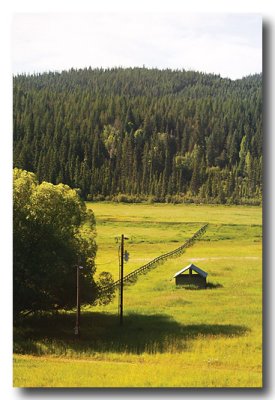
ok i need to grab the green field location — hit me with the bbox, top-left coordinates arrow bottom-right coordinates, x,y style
13,203 -> 262,387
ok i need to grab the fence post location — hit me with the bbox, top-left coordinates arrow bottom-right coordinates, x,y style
101,224 -> 208,293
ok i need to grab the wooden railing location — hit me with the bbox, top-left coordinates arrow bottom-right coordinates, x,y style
100,223 -> 208,293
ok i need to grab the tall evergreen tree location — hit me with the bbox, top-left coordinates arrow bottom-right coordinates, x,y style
13,67 -> 262,204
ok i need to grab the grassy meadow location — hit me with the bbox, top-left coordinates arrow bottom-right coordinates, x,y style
13,203 -> 262,387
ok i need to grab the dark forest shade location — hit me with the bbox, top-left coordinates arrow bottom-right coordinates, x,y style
13,67 -> 262,204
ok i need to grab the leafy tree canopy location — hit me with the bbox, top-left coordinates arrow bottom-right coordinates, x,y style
13,168 -> 114,317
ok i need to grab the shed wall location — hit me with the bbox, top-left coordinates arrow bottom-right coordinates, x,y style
175,274 -> 206,287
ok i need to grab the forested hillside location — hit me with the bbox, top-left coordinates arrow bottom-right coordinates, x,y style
13,67 -> 262,204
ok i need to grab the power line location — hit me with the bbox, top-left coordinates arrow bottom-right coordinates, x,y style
95,259 -> 117,266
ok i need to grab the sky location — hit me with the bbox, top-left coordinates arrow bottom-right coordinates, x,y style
12,13 -> 262,80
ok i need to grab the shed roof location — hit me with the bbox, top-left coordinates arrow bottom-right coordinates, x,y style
173,264 -> 208,278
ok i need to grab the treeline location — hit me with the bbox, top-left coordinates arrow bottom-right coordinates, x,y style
13,67 -> 262,205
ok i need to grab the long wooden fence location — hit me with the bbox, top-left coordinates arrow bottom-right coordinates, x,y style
100,223 -> 208,293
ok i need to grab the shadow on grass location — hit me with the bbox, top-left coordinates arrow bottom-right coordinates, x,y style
14,311 -> 248,356
206,282 -> 224,289
177,281 -> 223,290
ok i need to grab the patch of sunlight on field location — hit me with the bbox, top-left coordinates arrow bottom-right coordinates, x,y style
13,352 -> 261,388
87,202 -> 262,226
14,203 -> 262,388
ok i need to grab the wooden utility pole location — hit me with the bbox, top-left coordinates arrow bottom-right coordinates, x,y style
75,265 -> 83,336
119,234 -> 124,326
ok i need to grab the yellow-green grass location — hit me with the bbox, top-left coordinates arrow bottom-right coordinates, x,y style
89,202 -> 261,279
13,203 -> 262,388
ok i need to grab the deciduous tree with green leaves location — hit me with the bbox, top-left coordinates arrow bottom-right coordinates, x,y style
13,168 -> 114,318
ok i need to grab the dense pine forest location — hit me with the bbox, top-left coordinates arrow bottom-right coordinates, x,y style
13,67 -> 262,204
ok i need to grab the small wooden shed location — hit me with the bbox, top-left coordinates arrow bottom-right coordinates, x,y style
173,264 -> 208,288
